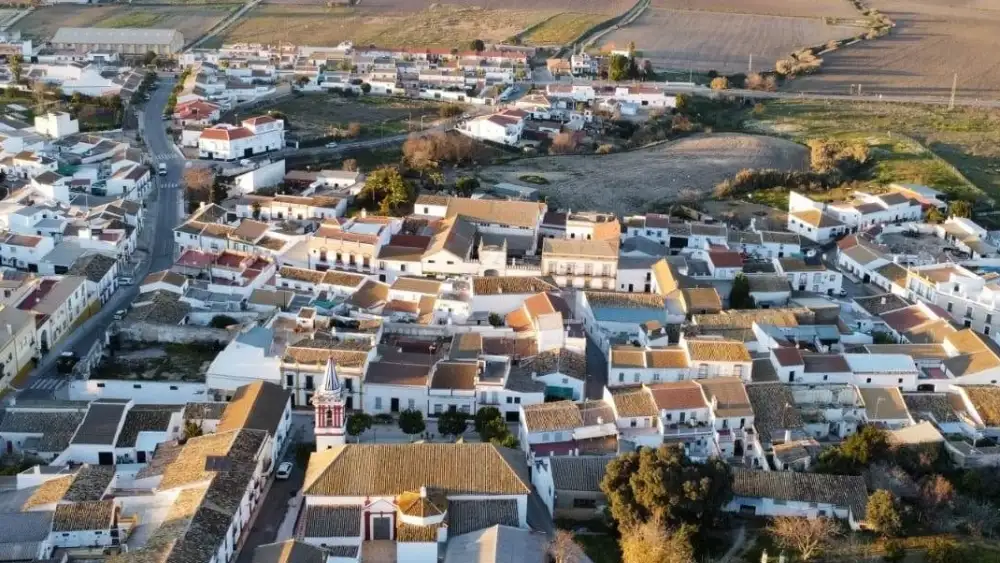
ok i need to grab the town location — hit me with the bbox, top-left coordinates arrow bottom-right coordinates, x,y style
0,4 -> 996,563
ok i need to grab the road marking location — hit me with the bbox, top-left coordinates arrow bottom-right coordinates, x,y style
29,378 -> 66,391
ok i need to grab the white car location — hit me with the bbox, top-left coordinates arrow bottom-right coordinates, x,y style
275,461 -> 293,480
325,141 -> 339,148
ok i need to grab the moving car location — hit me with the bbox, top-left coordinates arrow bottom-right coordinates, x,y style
56,352 -> 78,374
275,461 -> 293,480
158,163 -> 167,176
325,141 -> 339,148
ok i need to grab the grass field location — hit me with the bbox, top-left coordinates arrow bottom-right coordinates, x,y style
248,94 -> 447,141
219,4 -> 569,48
520,12 -> 609,45
14,5 -> 231,42
478,133 -> 810,215
786,0 -> 1000,98
745,99 -> 1000,202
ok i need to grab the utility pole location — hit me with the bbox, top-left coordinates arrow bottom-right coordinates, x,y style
748,53 -> 752,75
949,72 -> 958,110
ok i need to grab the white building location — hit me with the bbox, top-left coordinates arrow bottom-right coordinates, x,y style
198,115 -> 285,161
34,112 -> 80,139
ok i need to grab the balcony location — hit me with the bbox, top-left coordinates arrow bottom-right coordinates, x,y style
662,422 -> 711,437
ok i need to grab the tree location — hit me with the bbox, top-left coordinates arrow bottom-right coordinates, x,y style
70,91 -> 83,106
183,166 -> 216,207
729,274 -> 754,309
183,420 -> 204,441
251,201 -> 262,220
403,131 -> 477,169
867,490 -> 902,537
9,55 -> 23,84
209,315 -> 238,328
436,410 -> 468,439
440,103 -> 464,118
882,539 -> 905,563
925,206 -> 945,224
470,39 -> 486,53
455,176 -> 479,197
548,530 -> 583,563
550,132 -> 579,155
609,55 -> 630,81
919,474 -> 954,511
346,412 -> 373,442
641,59 -> 654,79
295,76 -> 311,87
960,497 -> 1000,538
626,40 -> 637,58
619,519 -> 695,563
143,51 -> 157,66
491,433 -> 519,448
487,312 -> 503,328
710,76 -> 729,90
398,408 -> 426,438
950,199 -> 973,219
474,406 -> 502,435
360,82 -> 371,94
925,538 -> 961,563
342,158 -> 359,172
346,122 -> 362,138
601,445 -> 732,531
769,516 -> 840,561
360,166 -> 411,215
817,424 -> 889,474
480,417 -> 509,443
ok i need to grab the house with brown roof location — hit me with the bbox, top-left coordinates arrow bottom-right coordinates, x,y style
531,455 -> 615,520
518,400 -> 618,458
300,443 -> 532,559
775,256 -> 844,296
727,468 -> 868,529
788,189 -> 920,243
682,335 -> 753,381
542,238 -> 619,290
608,345 -> 689,388
198,115 -> 285,161
469,276 -> 560,315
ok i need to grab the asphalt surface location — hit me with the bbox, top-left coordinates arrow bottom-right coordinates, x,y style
14,79 -> 182,401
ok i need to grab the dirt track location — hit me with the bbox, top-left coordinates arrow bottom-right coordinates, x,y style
478,133 -> 809,215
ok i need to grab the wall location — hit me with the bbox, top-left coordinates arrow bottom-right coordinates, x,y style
120,323 -> 231,344
234,159 -> 286,195
70,379 -> 209,404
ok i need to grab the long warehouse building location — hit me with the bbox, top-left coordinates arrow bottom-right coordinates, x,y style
51,27 -> 185,55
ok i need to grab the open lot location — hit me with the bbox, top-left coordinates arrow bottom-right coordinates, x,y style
14,5 -> 231,42
786,0 -> 1000,98
250,95 -> 447,141
650,0 -> 859,18
745,99 -> 999,201
520,12 -> 609,45
602,9 -> 859,74
477,133 -> 809,215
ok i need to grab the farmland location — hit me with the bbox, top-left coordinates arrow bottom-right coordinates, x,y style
477,133 -> 809,215
786,0 -> 1000,98
602,8 -> 859,74
13,5 -> 232,42
249,95 -> 449,142
520,13 -> 609,46
650,0 -> 858,18
218,4 -> 594,49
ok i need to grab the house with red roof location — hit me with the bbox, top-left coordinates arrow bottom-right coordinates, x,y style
197,115 -> 285,161
173,100 -> 221,126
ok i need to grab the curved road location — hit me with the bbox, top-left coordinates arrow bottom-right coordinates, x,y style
14,78 -> 183,400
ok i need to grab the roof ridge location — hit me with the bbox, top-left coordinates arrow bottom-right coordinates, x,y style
488,444 -> 532,495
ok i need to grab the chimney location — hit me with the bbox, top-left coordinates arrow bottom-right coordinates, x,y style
419,486 -> 427,498
881,296 -> 887,305
784,429 -> 792,443
360,208 -> 367,218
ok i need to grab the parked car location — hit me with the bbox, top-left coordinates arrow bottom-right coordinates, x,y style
325,141 -> 339,148
113,309 -> 128,320
837,289 -> 849,297
275,461 -> 293,480
56,352 -> 78,374
158,163 -> 167,176
118,276 -> 134,286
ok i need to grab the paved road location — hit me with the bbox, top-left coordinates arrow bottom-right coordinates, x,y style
234,445 -> 305,563
13,79 -> 182,401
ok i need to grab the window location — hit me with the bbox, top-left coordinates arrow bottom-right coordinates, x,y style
573,498 -> 598,509
987,326 -> 992,336
633,373 -> 639,383
542,433 -> 550,441
133,384 -> 141,389
506,396 -> 513,404
733,365 -> 743,378
514,397 -> 521,404
618,373 -> 624,382
434,404 -> 443,414
170,385 -> 178,390
988,314 -> 994,324
947,302 -> 954,313
666,413 -> 672,421
698,364 -> 708,377
375,397 -> 383,410
866,378 -> 872,384
653,372 -> 660,381
408,399 -> 416,409
286,374 -> 294,387
97,382 -> 105,388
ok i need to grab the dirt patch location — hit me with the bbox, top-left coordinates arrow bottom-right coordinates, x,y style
786,0 -> 1000,98
255,95 -> 447,141
478,133 -> 809,215
602,8 -> 859,74
265,0 -> 616,12
650,0 -> 858,18
14,5 -> 230,42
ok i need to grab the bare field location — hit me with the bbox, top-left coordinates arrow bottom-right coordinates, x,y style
256,95 -> 445,140
478,133 -> 809,215
264,0 -> 616,13
650,0 -> 859,18
520,12 -> 610,45
14,5 -> 230,41
220,5 -> 572,48
786,0 -> 1000,98
603,8 -> 859,74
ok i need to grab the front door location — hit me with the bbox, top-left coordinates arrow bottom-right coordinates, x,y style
390,398 -> 400,413
345,396 -> 353,410
372,516 -> 392,540
98,451 -> 114,465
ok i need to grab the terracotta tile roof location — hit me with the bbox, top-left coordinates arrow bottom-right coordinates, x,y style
693,308 -> 811,329
584,291 -> 665,309
22,464 -> 113,509
875,263 -> 909,287
902,393 -> 960,424
751,358 -> 778,382
216,381 -> 290,435
301,505 -> 361,537
115,406 -> 177,447
472,276 -> 558,295
858,387 -> 910,421
365,361 -> 431,386
686,339 -> 751,363
731,468 -> 868,520
347,279 -> 390,310
252,540 -> 326,563
747,275 -> 791,293
512,348 -> 586,380
801,354 -> 851,373
396,521 -> 439,542
609,386 -> 658,418
854,294 -> 909,316
52,499 -> 115,532
304,443 -> 530,496
791,209 -> 843,228
543,238 -> 618,259
772,347 -> 804,367
944,329 -> 1000,378
646,381 -> 707,410
548,455 -> 615,492
647,347 -> 689,369
200,125 -> 254,141
698,377 -> 753,417
746,383 -> 802,442
680,288 -> 722,313
445,198 -> 545,229
391,276 -> 442,294
709,251 -> 743,268
962,386 -> 1000,426
430,361 -> 478,390
522,401 -> 583,432
447,499 -> 519,536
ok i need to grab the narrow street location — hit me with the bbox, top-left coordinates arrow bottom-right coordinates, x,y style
13,77 -> 183,401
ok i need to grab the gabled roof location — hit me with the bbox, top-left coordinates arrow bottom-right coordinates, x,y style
216,381 -> 290,435
732,468 -> 868,519
791,209 -> 843,228
303,443 -> 530,496
252,540 -> 326,563
548,455 -> 615,492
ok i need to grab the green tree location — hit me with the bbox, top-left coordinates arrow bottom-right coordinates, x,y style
252,201 -> 262,220
491,433 -> 519,448
925,538 -> 961,563
9,55 -> 22,84
470,39 -> 486,53
883,539 -> 905,563
474,406 -> 503,435
455,176 -> 480,197
626,41 -> 637,58
817,424 -> 889,474
729,274 -> 754,309
346,412 -> 373,442
480,417 -> 510,443
437,410 -> 468,439
183,420 -> 204,441
609,55 -> 630,82
360,82 -> 371,94
209,315 -> 238,329
361,166 -> 411,215
620,520 -> 695,563
398,408 -> 426,438
950,199 -> 973,219
925,206 -> 944,224
867,490 -> 902,537
487,312 -> 503,327
143,51 -> 157,66
601,445 -> 732,531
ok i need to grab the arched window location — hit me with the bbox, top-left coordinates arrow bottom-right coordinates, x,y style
324,408 -> 333,426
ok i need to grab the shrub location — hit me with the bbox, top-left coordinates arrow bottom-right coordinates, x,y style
596,143 -> 614,154
439,103 -> 464,118
209,315 -> 238,329
519,174 -> 549,185
549,132 -> 579,155
709,76 -> 729,90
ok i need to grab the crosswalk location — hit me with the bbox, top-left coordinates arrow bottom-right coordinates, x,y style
27,377 -> 67,392
156,182 -> 180,190
150,152 -> 182,163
